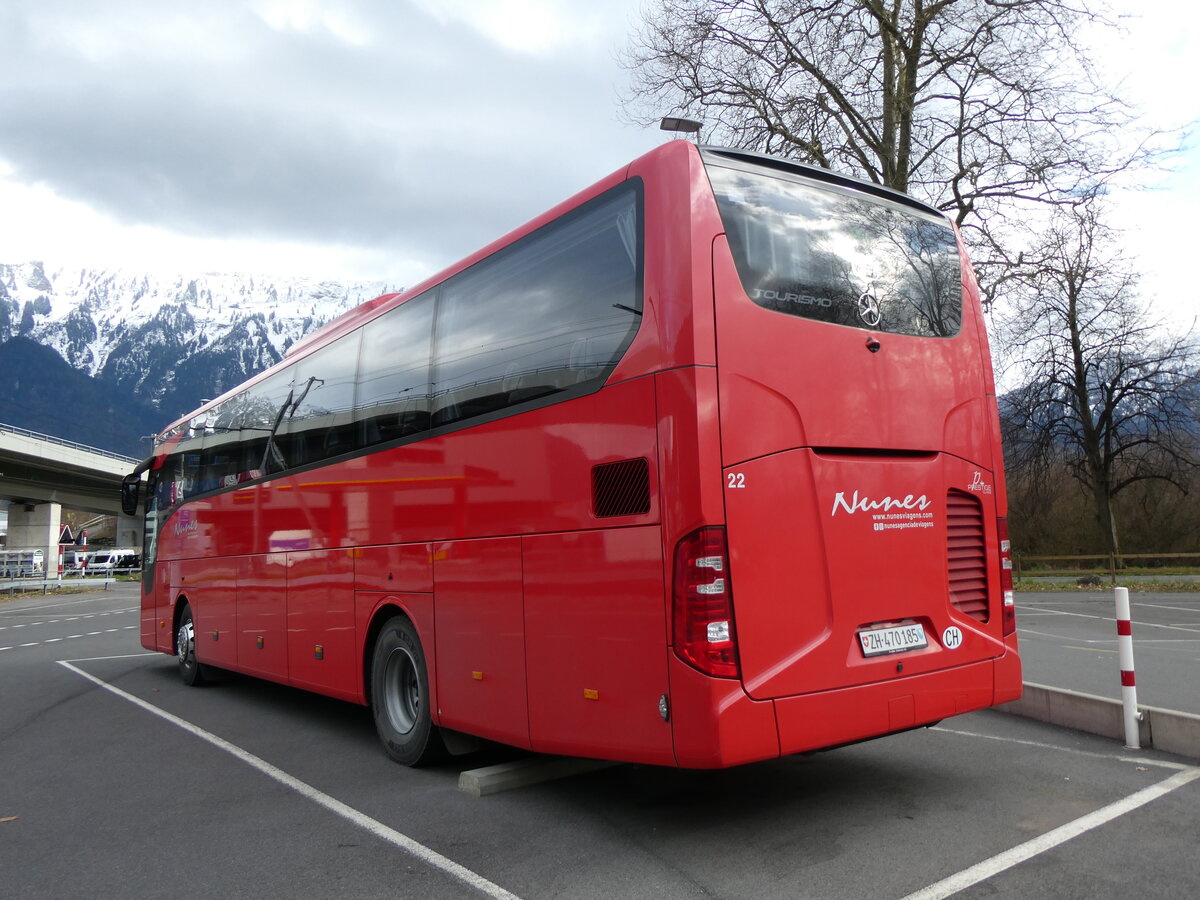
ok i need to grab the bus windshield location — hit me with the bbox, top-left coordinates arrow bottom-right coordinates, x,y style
705,155 -> 963,338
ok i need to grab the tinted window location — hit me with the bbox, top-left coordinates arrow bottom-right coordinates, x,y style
357,293 -> 435,445
281,331 -> 363,465
706,161 -> 962,337
153,180 -> 643,490
230,369 -> 293,476
431,183 -> 642,427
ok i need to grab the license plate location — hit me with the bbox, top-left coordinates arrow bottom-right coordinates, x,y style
858,623 -> 927,657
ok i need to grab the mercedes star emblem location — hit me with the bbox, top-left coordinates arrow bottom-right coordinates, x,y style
857,292 -> 882,327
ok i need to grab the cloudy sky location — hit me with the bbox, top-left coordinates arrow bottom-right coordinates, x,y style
0,0 -> 1197,321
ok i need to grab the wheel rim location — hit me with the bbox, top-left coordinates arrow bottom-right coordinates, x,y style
177,617 -> 195,667
382,646 -> 420,735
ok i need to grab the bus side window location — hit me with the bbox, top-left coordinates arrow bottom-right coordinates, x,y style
283,331 -> 362,466
238,368 -> 293,474
356,293 -> 434,447
430,183 -> 642,429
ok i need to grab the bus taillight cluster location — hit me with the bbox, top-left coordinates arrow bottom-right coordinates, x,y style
999,518 -> 1016,636
673,527 -> 739,679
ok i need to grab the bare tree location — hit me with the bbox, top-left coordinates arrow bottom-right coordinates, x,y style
999,203 -> 1199,562
621,0 -> 1156,255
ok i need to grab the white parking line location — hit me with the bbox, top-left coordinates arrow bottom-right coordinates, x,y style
0,596 -> 132,612
0,626 -> 138,651
57,659 -> 524,900
1020,628 -> 1200,646
1018,607 -> 1200,635
0,609 -> 137,631
899,768 -> 1200,900
910,726 -> 1200,898
931,726 -> 1193,769
1137,603 -> 1200,614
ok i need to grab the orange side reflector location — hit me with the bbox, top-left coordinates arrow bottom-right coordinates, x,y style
583,689 -> 599,701
472,671 -> 484,681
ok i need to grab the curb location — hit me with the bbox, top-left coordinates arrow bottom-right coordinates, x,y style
458,757 -> 617,797
996,681 -> 1200,761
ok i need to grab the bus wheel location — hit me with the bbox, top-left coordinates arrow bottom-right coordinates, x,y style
176,605 -> 208,687
371,617 -> 445,766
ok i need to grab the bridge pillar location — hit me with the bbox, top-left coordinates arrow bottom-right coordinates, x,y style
115,512 -> 144,552
6,502 -> 61,577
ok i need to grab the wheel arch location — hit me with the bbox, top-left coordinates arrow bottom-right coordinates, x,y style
171,593 -> 192,655
365,600 -> 448,766
361,595 -> 435,714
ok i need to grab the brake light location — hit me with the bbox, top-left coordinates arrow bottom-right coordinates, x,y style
998,518 -> 1016,635
673,526 -> 739,678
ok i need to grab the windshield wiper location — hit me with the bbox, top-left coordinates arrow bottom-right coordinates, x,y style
259,377 -> 324,475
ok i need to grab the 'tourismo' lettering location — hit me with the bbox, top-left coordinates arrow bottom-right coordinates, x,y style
751,289 -> 833,307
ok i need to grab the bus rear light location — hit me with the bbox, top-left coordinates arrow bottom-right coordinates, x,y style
998,518 -> 1016,636
707,620 -> 730,642
673,526 -> 740,679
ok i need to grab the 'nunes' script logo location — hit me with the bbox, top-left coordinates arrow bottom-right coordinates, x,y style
173,517 -> 199,538
831,490 -> 932,516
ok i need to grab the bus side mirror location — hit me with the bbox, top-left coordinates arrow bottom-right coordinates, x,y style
121,474 -> 142,516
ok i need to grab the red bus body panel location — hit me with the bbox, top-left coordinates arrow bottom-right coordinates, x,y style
138,140 -> 1019,768
434,537 -> 530,749
524,527 -> 674,764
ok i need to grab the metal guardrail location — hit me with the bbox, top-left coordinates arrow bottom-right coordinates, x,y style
0,421 -> 141,465
1013,552 -> 1200,585
1,572 -> 141,596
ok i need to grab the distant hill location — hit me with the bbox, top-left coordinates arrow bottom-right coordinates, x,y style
0,337 -> 163,456
0,261 -> 392,455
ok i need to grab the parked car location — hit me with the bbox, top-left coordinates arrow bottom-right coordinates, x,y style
88,551 -> 118,571
86,551 -> 141,573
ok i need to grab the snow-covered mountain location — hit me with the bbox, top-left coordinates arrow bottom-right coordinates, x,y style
0,260 -> 393,452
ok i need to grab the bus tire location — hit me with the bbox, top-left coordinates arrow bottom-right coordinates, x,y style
176,604 -> 209,687
371,616 -> 445,766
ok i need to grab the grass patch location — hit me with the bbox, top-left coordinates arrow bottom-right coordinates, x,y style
0,585 -> 94,603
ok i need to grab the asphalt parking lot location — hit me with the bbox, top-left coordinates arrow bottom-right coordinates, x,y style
3,584 -> 1199,899
1015,591 -> 1200,715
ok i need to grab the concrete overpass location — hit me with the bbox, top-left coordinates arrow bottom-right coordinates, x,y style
0,422 -> 144,571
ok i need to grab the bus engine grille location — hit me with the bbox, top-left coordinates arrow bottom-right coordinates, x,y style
946,490 -> 989,622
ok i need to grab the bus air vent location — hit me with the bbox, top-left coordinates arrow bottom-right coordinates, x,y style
946,490 -> 989,622
592,458 -> 651,518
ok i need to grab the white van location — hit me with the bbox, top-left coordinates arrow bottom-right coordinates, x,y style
88,551 -> 118,571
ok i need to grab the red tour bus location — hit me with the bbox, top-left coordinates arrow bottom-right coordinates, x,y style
123,141 -> 1020,768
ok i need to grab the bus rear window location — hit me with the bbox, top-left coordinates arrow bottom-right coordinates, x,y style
706,160 -> 962,338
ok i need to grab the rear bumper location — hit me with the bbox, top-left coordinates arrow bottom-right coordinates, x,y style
774,653 -> 1015,755
670,639 -> 1021,767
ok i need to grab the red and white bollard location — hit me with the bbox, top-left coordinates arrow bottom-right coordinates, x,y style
1114,586 -> 1142,749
